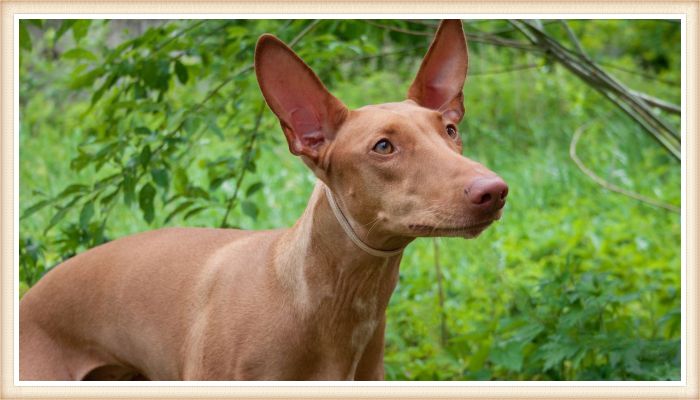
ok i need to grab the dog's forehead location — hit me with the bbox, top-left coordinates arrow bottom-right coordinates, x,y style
350,101 -> 441,128
356,100 -> 430,114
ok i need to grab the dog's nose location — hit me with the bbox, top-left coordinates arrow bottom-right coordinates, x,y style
465,176 -> 508,210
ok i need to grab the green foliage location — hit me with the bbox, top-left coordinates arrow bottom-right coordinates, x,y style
19,19 -> 681,380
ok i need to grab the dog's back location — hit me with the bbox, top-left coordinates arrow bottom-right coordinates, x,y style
19,227 -> 279,380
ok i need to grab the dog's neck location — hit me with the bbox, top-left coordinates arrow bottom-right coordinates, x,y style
272,182 -> 405,375
273,182 -> 408,317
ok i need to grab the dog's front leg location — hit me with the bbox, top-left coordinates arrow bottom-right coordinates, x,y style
352,319 -> 386,380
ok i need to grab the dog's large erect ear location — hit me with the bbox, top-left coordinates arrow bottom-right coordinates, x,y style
255,34 -> 348,161
407,20 -> 468,124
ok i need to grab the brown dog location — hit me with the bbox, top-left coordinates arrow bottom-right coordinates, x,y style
19,19 -> 507,380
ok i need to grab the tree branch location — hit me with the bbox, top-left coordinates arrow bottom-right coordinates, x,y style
510,19 -> 680,160
570,121 -> 680,213
220,101 -> 266,227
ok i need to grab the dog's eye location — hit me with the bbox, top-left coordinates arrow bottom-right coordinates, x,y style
446,124 -> 458,139
372,139 -> 394,155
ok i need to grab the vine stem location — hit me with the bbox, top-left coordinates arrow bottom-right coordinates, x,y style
569,120 -> 680,213
217,20 -> 321,227
220,101 -> 266,227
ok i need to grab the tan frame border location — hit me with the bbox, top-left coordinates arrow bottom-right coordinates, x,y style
2,1 -> 697,398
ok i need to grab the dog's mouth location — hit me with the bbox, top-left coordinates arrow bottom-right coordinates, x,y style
408,220 -> 497,238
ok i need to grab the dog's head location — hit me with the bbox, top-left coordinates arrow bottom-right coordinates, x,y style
255,20 -> 507,243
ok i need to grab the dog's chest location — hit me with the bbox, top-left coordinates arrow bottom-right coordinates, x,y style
350,295 -> 379,348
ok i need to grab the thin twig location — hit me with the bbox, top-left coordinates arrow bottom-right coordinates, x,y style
364,20 -> 538,52
510,19 -> 680,160
569,121 -> 680,213
470,63 -> 543,76
466,31 -> 540,51
559,20 -> 591,63
478,20 -> 560,36
151,20 -> 208,54
220,101 -> 266,227
289,19 -> 322,46
153,19 -> 321,159
433,238 -> 448,347
595,61 -> 679,86
364,20 -> 432,36
555,22 -> 680,115
220,19 -> 322,225
338,45 -> 424,65
404,20 -> 438,28
631,90 -> 681,115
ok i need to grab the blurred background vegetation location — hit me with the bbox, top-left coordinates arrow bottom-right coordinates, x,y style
19,19 -> 681,380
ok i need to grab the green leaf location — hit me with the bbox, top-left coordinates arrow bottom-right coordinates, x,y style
133,83 -> 147,100
241,200 -> 259,220
243,152 -> 257,172
209,174 -> 231,191
183,206 -> 206,220
245,181 -> 263,197
79,202 -> 94,228
19,21 -> 31,51
55,20 -> 76,43
72,20 -> 91,42
174,59 -> 188,84
135,126 -> 151,136
22,198 -> 53,219
141,60 -> 158,86
164,200 -> 193,224
609,350 -> 622,368
226,25 -> 248,38
90,74 -> 117,106
44,196 -> 81,233
467,344 -> 492,373
95,141 -> 118,159
56,183 -> 88,199
123,172 -> 136,206
623,346 -> 642,374
139,145 -> 152,167
540,341 -> 580,371
141,59 -> 170,91
138,183 -> 156,223
90,85 -> 107,105
62,47 -> 97,61
114,100 -> 138,110
173,167 -> 188,194
490,341 -> 524,373
183,116 -> 202,135
151,168 -> 169,189
188,186 -> 210,200
100,185 -> 121,206
69,67 -> 105,89
207,119 -> 223,139
511,323 -> 544,343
